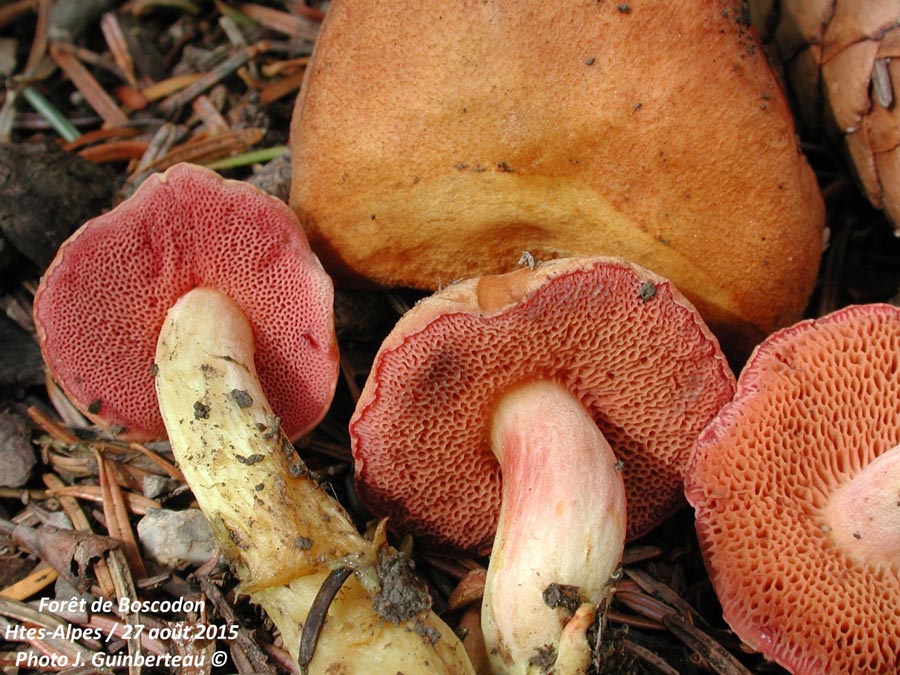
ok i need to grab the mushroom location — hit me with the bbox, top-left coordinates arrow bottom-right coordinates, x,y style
685,303 -> 900,675
33,163 -> 336,442
749,1 -> 900,231
290,0 -> 825,359
33,163 -> 475,674
350,257 -> 735,673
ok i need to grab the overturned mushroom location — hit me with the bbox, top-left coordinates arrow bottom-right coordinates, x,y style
350,257 -> 735,673
33,163 -> 474,674
686,303 -> 900,674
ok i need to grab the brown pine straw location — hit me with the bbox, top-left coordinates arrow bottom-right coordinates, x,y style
140,73 -> 204,102
95,449 -> 147,580
623,567 -> 699,620
115,83 -> 148,110
289,0 -> 325,22
99,11 -> 137,87
259,69 -> 306,104
261,56 -> 311,78
49,43 -> 129,127
103,546 -> 144,674
0,565 -> 58,601
43,377 -> 89,430
43,472 -> 116,598
191,95 -> 230,134
102,454 -> 153,491
147,127 -> 264,171
133,121 -> 180,174
61,125 -> 141,151
236,3 -> 319,40
128,442 -> 184,482
0,0 -> 36,29
613,586 -> 671,625
446,567 -> 487,611
622,639 -> 680,675
0,596 -> 99,664
158,41 -> 269,113
87,614 -> 169,655
47,484 -> 161,515
26,405 -> 79,445
339,355 -> 362,404
23,0 -> 49,74
77,139 -> 150,163
46,452 -> 96,479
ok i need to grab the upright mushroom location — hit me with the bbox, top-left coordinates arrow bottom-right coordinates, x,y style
291,0 -> 825,359
685,303 -> 900,674
33,163 -> 475,674
350,257 -> 735,673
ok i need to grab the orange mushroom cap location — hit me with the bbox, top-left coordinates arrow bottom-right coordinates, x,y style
33,163 -> 338,442
685,304 -> 900,675
350,257 -> 735,553
291,0 -> 825,361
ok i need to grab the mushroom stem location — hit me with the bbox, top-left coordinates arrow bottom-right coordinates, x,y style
482,380 -> 626,674
154,287 -> 474,675
821,442 -> 900,569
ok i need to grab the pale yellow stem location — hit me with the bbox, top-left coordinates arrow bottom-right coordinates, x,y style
155,287 -> 474,674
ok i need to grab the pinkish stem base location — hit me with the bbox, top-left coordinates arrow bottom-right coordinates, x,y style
482,379 -> 626,674
821,442 -> 900,571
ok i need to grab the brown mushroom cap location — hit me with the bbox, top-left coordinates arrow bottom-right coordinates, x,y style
291,0 -> 825,359
33,163 -> 338,441
685,304 -> 900,675
350,257 -> 735,553
751,1 -> 900,230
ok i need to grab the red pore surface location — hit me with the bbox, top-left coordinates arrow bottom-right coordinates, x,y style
34,163 -> 338,441
685,304 -> 900,675
350,257 -> 735,553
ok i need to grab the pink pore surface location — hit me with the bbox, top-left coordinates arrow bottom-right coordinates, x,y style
685,304 -> 900,675
351,259 -> 735,554
33,164 -> 337,441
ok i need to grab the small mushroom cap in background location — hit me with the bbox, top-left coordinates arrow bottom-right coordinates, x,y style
33,163 -> 338,442
350,257 -> 735,554
291,0 -> 825,361
685,303 -> 900,675
750,1 -> 900,231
